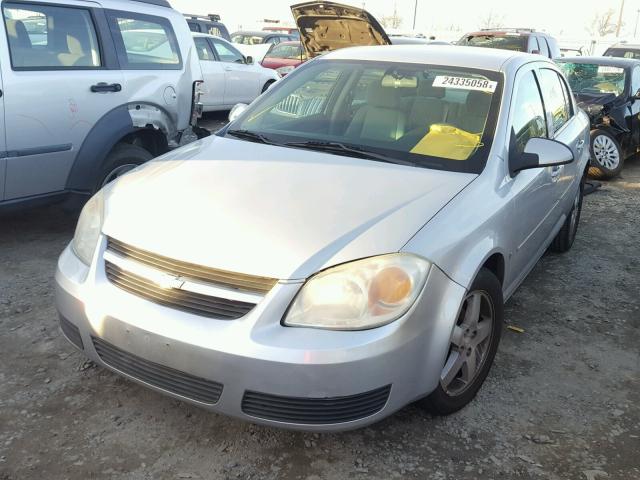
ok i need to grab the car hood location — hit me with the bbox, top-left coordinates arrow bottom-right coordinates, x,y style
291,1 -> 390,58
102,136 -> 476,280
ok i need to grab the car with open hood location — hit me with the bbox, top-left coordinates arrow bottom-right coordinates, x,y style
291,1 -> 390,58
558,56 -> 640,179
56,45 -> 589,431
261,41 -> 308,76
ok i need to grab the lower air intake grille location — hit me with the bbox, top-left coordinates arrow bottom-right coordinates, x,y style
105,261 -> 255,320
241,385 -> 391,424
59,315 -> 83,350
92,337 -> 223,404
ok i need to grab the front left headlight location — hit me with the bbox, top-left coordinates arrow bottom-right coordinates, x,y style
283,254 -> 430,331
72,190 -> 104,265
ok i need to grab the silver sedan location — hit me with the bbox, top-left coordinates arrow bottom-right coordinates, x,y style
55,45 -> 590,431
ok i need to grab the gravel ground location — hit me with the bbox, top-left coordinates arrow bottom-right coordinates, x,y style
0,143 -> 638,479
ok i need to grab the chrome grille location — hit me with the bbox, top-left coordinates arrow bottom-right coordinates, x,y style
104,261 -> 255,319
93,337 -> 223,404
106,237 -> 277,295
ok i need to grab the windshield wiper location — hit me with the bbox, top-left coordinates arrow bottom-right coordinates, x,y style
226,129 -> 280,145
284,140 -> 415,166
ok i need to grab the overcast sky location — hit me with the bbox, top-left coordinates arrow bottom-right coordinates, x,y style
171,0 -> 635,40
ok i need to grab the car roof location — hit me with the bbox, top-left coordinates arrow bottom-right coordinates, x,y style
231,31 -> 278,37
322,45 -> 552,73
192,32 -> 224,40
464,29 -> 538,37
557,56 -> 640,68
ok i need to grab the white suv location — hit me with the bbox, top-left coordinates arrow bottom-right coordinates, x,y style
0,0 -> 203,211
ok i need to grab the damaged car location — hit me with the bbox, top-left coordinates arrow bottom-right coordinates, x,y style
291,1 -> 391,58
56,44 -> 589,431
558,57 -> 640,179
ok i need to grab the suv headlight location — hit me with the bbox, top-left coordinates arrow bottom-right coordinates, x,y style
283,254 -> 430,330
72,191 -> 104,266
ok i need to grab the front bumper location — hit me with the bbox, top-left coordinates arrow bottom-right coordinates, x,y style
55,239 -> 466,431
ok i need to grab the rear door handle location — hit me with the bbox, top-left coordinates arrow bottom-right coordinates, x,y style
224,66 -> 233,71
90,82 -> 122,93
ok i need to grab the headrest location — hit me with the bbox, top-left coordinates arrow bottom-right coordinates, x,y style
465,90 -> 492,111
418,80 -> 445,98
6,20 -> 31,49
367,83 -> 401,109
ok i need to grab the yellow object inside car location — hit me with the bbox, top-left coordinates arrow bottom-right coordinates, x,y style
410,124 -> 482,160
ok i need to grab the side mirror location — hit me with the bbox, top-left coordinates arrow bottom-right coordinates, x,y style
633,88 -> 640,100
228,103 -> 249,122
245,55 -> 254,65
531,49 -> 541,55
510,137 -> 574,176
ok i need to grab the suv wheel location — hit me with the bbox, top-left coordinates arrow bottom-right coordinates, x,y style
589,129 -> 624,179
419,268 -> 503,415
96,143 -> 153,190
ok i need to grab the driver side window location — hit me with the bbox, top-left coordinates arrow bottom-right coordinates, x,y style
511,71 -> 548,154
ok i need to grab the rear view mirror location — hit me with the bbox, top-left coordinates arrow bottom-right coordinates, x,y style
228,103 -> 249,122
510,137 -> 574,176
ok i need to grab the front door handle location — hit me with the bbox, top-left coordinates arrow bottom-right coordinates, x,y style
224,66 -> 233,72
90,82 -> 122,93
551,165 -> 562,180
576,139 -> 585,153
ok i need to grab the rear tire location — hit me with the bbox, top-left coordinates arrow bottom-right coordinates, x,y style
95,143 -> 153,191
550,174 -> 584,253
589,129 -> 624,179
419,268 -> 503,416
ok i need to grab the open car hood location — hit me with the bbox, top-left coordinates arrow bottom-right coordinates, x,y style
291,1 -> 391,58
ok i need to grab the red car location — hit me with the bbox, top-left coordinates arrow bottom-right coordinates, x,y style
261,41 -> 307,76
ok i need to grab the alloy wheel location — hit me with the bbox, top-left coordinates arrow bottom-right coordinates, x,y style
440,291 -> 495,396
592,135 -> 620,170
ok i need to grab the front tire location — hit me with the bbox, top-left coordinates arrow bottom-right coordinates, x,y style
550,175 -> 584,253
589,129 -> 624,179
419,268 -> 503,415
95,143 -> 153,191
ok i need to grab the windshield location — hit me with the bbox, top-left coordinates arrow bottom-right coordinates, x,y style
458,34 -> 526,52
605,48 -> 640,60
226,60 -> 502,174
265,43 -> 306,60
559,62 -> 627,98
231,34 -> 264,45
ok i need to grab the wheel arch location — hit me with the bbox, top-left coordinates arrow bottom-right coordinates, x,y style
65,104 -> 176,193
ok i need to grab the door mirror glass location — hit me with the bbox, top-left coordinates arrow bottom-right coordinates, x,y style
510,137 -> 574,176
228,103 -> 249,122
245,55 -> 254,65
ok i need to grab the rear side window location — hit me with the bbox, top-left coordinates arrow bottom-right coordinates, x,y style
211,38 -> 244,63
187,21 -> 201,33
538,68 -> 571,134
194,37 -> 215,61
107,11 -> 182,69
2,2 -> 101,69
605,48 -> 640,59
511,71 -> 548,154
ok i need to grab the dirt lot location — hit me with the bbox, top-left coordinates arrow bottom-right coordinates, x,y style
0,142 -> 639,479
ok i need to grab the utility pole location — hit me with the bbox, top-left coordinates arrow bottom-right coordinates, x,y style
635,9 -> 640,37
616,0 -> 625,37
412,0 -> 418,31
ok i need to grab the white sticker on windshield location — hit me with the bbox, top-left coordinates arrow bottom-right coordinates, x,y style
597,66 -> 624,75
433,75 -> 497,92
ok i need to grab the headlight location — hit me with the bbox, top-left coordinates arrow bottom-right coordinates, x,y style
276,65 -> 295,76
284,254 -> 430,330
72,191 -> 104,265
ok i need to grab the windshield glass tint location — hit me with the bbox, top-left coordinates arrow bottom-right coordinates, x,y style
605,48 -> 640,59
459,34 -> 526,51
560,62 -> 627,97
265,43 -> 305,60
228,60 -> 501,173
